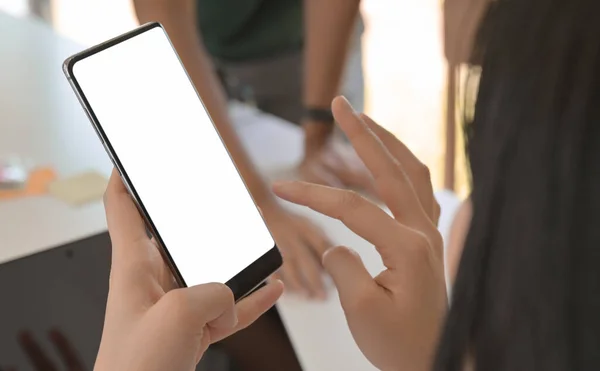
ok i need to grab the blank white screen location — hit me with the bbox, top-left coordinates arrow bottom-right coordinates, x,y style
72,26 -> 275,286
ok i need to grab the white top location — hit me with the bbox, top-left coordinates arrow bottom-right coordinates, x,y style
0,12 -> 461,371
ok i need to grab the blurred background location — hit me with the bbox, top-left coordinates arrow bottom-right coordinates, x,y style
0,0 -> 469,195
0,1 -> 470,369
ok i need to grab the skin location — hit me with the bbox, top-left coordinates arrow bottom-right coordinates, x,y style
444,0 -> 490,64
132,0 -> 369,298
300,0 -> 374,192
93,169 -> 283,371
78,96 -> 448,371
273,97 -> 448,371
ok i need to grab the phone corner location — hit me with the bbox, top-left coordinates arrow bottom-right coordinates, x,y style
62,56 -> 76,78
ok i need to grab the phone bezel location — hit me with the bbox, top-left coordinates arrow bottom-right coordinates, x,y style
62,22 -> 282,301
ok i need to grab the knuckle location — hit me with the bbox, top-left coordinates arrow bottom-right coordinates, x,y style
213,283 -> 234,303
416,161 -> 432,182
338,190 -> 363,212
430,231 -> 444,258
408,229 -> 444,265
433,200 -> 442,220
407,232 -> 431,261
335,190 -> 365,223
163,289 -> 192,318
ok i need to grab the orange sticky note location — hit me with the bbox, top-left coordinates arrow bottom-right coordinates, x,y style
0,167 -> 57,200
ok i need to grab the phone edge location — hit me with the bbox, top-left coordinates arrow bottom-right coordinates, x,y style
62,23 -> 282,301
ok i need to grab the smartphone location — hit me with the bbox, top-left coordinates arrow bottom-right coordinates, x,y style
62,23 -> 281,301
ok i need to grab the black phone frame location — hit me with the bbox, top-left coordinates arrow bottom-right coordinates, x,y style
62,22 -> 282,301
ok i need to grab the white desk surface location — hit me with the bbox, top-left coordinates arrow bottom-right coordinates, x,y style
0,13 -> 460,371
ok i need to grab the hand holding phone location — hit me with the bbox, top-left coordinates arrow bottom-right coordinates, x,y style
95,170 -> 283,371
63,23 -> 282,300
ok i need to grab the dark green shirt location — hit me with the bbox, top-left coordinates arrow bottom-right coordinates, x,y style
196,0 -> 303,62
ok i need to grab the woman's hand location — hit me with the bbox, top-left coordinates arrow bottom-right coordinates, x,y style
95,170 -> 283,371
273,97 -> 447,371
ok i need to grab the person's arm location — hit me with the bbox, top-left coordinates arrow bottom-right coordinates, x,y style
133,0 -> 275,209
133,0 -> 334,300
303,0 -> 361,152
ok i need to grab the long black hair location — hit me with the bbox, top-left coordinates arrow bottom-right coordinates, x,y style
435,0 -> 600,370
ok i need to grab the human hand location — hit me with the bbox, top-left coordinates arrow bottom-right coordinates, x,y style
95,170 -> 283,371
274,97 -> 446,371
1,330 -> 85,371
300,120 -> 375,195
261,203 -> 331,300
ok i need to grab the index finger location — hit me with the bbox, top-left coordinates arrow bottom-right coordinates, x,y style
274,181 -> 422,268
360,113 -> 437,221
331,97 -> 428,230
104,169 -> 149,249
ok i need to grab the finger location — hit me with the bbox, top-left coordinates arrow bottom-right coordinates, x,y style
300,161 -> 345,189
18,331 -> 57,371
295,246 -> 327,299
274,181 -> 415,268
322,246 -> 374,304
104,169 -> 150,261
279,259 -> 309,297
150,238 -> 179,292
207,304 -> 238,330
332,97 -> 427,229
296,216 -> 332,262
175,283 -> 236,328
299,220 -> 332,259
48,330 -> 85,371
321,149 -> 374,192
210,280 -> 284,343
360,113 -> 436,220
270,271 -> 282,282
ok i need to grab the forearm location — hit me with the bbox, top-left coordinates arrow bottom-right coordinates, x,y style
303,0 -> 361,150
133,0 -> 275,207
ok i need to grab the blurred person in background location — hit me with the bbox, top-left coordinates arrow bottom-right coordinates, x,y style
131,1 -> 369,370
59,0 -> 600,369
42,0 -> 600,370
132,0 -> 371,301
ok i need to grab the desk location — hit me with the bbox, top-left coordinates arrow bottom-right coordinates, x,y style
0,12 -> 460,371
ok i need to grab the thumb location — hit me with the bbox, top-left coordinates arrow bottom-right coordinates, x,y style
170,283 -> 238,331
323,246 -> 373,301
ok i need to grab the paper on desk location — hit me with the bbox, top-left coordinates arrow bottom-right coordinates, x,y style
0,167 -> 56,200
48,171 -> 108,206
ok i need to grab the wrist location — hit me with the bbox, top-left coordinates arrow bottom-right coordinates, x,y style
304,126 -> 332,152
303,112 -> 334,154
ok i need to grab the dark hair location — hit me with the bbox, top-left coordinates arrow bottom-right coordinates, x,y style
435,0 -> 600,370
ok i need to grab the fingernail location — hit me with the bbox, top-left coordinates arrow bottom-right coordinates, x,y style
338,96 -> 356,114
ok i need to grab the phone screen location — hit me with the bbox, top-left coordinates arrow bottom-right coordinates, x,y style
70,26 -> 275,287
